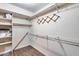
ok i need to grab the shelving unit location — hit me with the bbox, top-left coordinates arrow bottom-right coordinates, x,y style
0,4 -> 32,56
0,13 -> 12,55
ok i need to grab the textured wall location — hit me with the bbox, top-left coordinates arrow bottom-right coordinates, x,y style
31,4 -> 79,56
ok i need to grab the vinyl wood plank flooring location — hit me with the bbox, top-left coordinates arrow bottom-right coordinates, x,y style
13,45 -> 45,56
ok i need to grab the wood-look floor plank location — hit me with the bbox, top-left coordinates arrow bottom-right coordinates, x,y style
13,45 -> 45,56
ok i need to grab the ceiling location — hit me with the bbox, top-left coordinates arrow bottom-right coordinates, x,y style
10,3 -> 49,13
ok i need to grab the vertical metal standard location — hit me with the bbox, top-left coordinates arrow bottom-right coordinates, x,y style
46,35 -> 49,49
55,3 -> 60,13
56,37 -> 67,56
29,33 -> 32,42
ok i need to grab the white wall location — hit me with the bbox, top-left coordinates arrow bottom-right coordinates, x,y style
12,17 -> 31,49
31,4 -> 79,56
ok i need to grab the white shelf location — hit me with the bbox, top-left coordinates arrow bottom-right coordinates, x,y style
0,14 -> 12,56
0,41 -> 12,46
0,36 -> 12,39
0,18 -> 12,22
0,18 -> 12,26
0,26 -> 11,29
0,23 -> 12,26
13,23 -> 32,27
